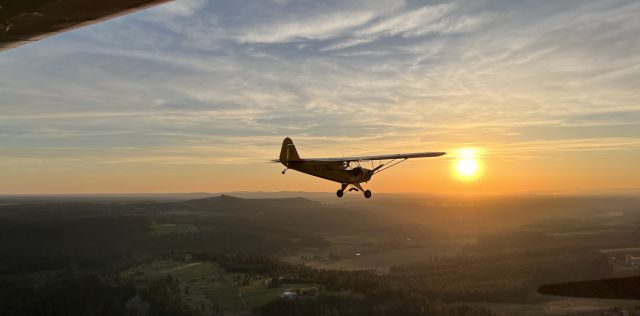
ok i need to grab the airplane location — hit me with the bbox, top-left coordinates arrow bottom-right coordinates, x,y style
274,137 -> 446,198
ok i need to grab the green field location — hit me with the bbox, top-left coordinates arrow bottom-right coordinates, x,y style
122,261 -> 247,314
121,260 -> 315,315
281,233 -> 465,272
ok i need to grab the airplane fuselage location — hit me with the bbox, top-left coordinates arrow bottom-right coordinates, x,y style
283,161 -> 373,184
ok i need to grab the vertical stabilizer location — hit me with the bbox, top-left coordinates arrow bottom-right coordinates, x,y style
280,137 -> 301,162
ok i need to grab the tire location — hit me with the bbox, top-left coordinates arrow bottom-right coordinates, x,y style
336,190 -> 344,198
364,190 -> 372,199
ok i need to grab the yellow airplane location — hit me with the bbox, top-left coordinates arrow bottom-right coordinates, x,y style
274,137 -> 445,198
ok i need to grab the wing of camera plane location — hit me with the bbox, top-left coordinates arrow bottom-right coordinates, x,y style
538,276 -> 640,300
0,0 -> 172,52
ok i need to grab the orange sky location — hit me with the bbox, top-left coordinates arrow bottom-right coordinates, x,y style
1,1 -> 639,194
2,145 -> 638,194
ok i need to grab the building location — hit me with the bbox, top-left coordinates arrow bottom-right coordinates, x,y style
280,290 -> 297,301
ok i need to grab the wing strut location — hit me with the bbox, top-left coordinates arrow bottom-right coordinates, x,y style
372,158 -> 409,174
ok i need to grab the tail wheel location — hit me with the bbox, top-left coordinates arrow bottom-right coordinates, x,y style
336,190 -> 344,198
364,190 -> 372,199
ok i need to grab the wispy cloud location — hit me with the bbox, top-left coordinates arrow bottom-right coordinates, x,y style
362,4 -> 454,36
236,10 -> 377,43
156,0 -> 206,17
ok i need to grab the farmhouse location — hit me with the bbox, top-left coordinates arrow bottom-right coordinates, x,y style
280,290 -> 297,301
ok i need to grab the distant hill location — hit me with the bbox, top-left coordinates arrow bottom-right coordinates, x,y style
0,195 -> 340,273
164,194 -> 381,232
179,194 -> 323,212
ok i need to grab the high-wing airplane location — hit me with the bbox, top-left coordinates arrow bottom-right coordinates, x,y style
274,137 -> 445,198
1,0 -> 172,52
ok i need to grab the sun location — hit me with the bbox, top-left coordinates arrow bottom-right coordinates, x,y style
451,148 -> 483,181
456,159 -> 478,177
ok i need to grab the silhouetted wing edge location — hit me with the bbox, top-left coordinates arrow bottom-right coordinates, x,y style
302,152 -> 446,162
538,276 -> 640,300
1,0 -> 173,52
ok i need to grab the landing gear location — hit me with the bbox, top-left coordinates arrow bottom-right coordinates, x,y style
337,183 -> 347,198
282,168 -> 287,174
336,183 -> 372,199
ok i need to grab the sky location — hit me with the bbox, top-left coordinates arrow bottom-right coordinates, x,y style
1,0 -> 639,194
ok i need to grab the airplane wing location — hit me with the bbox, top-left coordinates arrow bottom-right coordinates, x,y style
1,0 -> 172,52
538,276 -> 640,300
303,152 -> 446,162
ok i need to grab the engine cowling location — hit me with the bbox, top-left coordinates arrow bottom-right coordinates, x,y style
350,167 -> 373,182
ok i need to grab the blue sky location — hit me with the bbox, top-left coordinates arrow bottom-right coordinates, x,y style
1,0 -> 639,193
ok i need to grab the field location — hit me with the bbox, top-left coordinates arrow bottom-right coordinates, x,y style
122,260 -> 243,314
281,233 -> 468,272
121,260 -> 315,315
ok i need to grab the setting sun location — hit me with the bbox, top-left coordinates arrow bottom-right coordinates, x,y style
456,159 -> 478,177
452,148 -> 483,181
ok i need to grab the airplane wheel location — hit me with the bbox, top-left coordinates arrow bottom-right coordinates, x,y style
336,190 -> 344,198
364,190 -> 372,199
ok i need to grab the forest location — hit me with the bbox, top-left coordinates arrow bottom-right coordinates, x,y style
0,194 -> 639,315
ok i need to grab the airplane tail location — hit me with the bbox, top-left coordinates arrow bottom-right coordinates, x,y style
280,137 -> 301,162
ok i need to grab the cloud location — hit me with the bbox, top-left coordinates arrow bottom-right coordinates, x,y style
356,3 -> 455,38
321,3 -> 466,51
235,10 -> 377,43
156,0 -> 206,17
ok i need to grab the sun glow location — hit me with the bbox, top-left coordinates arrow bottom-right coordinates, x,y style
452,148 -> 483,181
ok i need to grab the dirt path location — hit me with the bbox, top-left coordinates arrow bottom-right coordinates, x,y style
162,262 -> 203,273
